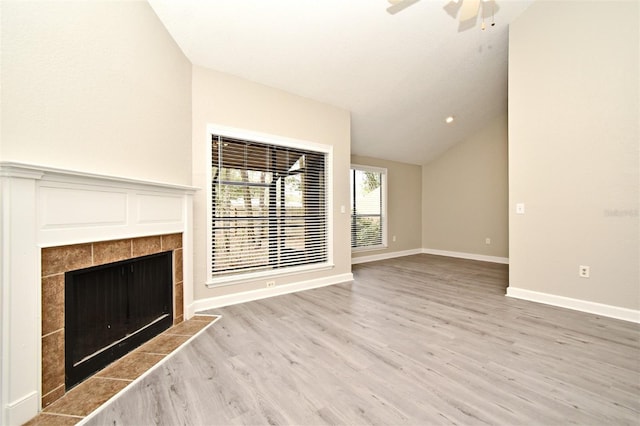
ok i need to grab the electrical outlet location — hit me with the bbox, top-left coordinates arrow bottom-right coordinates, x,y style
266,280 -> 276,288
579,265 -> 590,278
485,237 -> 491,245
392,235 -> 397,242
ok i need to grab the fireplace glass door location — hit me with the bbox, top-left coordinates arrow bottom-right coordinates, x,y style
65,251 -> 173,389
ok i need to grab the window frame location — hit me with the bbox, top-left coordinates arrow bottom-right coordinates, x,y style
206,124 -> 334,287
350,164 -> 388,252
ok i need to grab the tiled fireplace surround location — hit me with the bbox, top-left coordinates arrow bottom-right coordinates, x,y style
0,162 -> 196,425
40,234 -> 185,408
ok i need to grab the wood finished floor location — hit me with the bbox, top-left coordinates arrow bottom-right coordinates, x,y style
84,254 -> 640,425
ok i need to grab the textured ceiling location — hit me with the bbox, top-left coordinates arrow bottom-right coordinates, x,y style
148,0 -> 534,165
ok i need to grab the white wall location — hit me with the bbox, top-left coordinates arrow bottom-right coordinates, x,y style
422,113 -> 509,260
0,1 -> 192,185
508,1 -> 639,312
191,66 -> 352,306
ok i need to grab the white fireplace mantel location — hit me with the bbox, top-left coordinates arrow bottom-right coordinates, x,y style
0,162 -> 198,425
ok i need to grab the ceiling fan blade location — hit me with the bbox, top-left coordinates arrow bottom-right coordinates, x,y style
443,0 -> 462,19
387,0 -> 421,15
458,0 -> 480,22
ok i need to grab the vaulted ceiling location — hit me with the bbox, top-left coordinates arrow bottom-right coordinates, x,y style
148,0 -> 534,165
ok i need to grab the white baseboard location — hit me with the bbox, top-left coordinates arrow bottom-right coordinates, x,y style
506,287 -> 640,324
189,272 -> 354,313
351,248 -> 423,265
6,391 -> 38,426
422,248 -> 509,264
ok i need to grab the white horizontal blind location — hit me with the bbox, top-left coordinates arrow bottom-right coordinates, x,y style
350,167 -> 384,249
211,135 -> 327,278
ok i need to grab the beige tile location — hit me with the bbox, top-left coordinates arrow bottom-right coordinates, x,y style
165,319 -> 210,336
161,233 -> 182,251
192,315 -> 219,323
42,330 -> 65,397
23,413 -> 81,426
138,334 -> 190,355
93,239 -> 131,265
42,274 -> 65,336
95,351 -> 164,381
42,385 -> 65,409
173,248 -> 183,283
42,244 -> 92,277
44,377 -> 128,417
174,281 -> 184,320
132,235 -> 162,258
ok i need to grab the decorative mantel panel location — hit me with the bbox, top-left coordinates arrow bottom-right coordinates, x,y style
0,162 -> 197,425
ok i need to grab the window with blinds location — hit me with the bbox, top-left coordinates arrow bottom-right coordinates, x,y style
350,165 -> 387,250
211,134 -> 328,279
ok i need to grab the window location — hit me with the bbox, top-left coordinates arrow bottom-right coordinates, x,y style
210,133 -> 329,283
350,165 -> 387,250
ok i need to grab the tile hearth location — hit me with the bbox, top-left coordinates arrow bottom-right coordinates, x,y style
25,315 -> 219,426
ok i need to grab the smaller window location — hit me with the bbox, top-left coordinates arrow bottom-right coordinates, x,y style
350,165 -> 387,251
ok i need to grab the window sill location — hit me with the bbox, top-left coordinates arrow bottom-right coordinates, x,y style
351,244 -> 388,254
205,262 -> 335,288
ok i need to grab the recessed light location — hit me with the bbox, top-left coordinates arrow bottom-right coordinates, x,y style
445,116 -> 455,124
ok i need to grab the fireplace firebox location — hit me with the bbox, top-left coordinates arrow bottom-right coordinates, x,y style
64,251 -> 173,389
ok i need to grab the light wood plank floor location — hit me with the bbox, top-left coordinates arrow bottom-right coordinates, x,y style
84,254 -> 640,425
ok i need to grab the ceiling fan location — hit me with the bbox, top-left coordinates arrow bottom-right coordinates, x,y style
387,0 -> 498,31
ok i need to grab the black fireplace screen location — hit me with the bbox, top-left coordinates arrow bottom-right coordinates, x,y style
65,251 -> 173,389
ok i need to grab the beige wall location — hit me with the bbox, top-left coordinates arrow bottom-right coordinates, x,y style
192,66 -> 351,300
421,113 -> 509,258
509,1 -> 639,309
0,1 -> 192,185
351,155 -> 422,259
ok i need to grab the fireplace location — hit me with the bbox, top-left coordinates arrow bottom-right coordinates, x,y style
41,235 -> 185,407
0,162 -> 196,425
65,251 -> 173,389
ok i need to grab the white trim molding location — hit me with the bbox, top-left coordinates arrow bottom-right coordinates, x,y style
189,272 -> 353,314
0,161 -> 196,192
422,248 -> 509,264
507,287 -> 640,324
351,248 -> 423,265
5,392 -> 39,426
